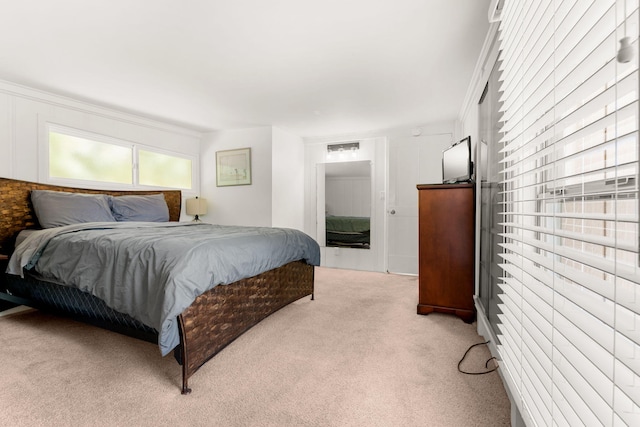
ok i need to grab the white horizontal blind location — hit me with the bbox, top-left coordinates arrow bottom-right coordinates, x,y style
496,0 -> 640,425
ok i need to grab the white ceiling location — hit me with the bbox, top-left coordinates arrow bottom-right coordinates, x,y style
0,0 -> 491,138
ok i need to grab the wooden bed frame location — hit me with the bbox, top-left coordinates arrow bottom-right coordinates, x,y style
0,178 -> 315,394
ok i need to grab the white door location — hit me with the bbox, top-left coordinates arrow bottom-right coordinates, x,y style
387,134 -> 453,274
316,163 -> 326,246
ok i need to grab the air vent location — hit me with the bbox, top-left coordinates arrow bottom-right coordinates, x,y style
327,142 -> 359,153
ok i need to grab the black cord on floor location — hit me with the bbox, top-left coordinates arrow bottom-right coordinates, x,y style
457,340 -> 499,375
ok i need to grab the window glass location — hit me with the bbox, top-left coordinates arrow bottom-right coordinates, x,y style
49,131 -> 132,184
139,149 -> 192,189
48,128 -> 194,190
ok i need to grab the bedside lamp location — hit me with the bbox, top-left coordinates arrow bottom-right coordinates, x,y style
186,196 -> 207,222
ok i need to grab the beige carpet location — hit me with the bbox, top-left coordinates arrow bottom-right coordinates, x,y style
0,267 -> 510,427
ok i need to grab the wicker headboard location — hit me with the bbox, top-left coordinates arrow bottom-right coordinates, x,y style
0,177 -> 182,254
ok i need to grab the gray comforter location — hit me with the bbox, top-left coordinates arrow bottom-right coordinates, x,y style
7,222 -> 320,355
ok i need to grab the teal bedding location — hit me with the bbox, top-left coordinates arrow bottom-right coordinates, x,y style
325,216 -> 370,233
325,215 -> 370,247
7,222 -> 320,356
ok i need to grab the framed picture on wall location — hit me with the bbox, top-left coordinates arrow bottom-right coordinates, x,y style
216,147 -> 252,186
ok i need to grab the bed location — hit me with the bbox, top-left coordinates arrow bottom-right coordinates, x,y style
0,178 -> 319,394
325,215 -> 370,248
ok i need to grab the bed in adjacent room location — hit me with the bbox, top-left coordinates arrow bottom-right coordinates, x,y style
325,215 -> 370,249
0,178 -> 320,394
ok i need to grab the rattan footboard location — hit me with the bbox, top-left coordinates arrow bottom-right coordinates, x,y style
177,260 -> 314,394
0,177 -> 316,394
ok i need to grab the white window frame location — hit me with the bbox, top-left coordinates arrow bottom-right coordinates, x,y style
42,123 -> 197,191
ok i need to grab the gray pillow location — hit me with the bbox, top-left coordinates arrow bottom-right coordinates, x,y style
31,190 -> 116,228
111,193 -> 169,222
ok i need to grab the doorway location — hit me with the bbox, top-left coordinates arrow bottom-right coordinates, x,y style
324,161 -> 371,250
316,159 -> 379,271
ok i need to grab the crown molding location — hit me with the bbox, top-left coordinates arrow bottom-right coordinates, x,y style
0,79 -> 203,139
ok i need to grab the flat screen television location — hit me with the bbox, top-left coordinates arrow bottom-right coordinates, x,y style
442,136 -> 473,183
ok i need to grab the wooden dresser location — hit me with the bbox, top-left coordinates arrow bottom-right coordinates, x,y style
416,183 -> 475,322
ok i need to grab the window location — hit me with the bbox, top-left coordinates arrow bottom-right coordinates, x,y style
139,149 -> 192,189
497,0 -> 639,425
49,130 -> 133,185
47,126 -> 193,190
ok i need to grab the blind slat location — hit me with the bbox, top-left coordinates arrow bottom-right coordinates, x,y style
495,0 -> 639,423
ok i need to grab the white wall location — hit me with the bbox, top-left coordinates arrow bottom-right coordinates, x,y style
304,121 -> 457,273
325,177 -> 371,217
200,126 -> 273,227
272,127 -> 305,230
457,23 -> 501,168
0,80 -> 202,219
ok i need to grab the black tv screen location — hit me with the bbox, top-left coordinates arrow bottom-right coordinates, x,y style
442,136 -> 472,183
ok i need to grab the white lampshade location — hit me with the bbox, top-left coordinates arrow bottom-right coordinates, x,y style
186,197 -> 207,221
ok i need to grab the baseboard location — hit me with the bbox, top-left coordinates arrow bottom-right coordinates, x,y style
474,296 -> 498,355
